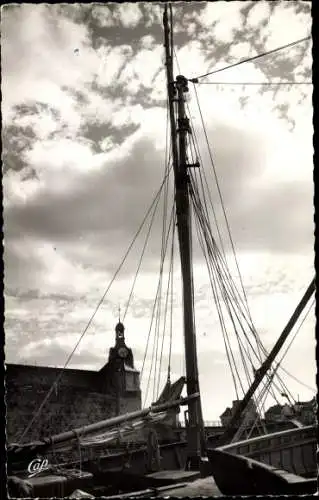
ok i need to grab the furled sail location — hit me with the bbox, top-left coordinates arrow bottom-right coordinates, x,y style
79,412 -> 168,448
79,376 -> 186,448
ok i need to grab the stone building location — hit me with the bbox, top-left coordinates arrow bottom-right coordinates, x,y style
264,398 -> 316,425
292,397 -> 316,425
264,403 -> 294,423
219,407 -> 232,427
220,399 -> 259,428
6,321 -> 141,444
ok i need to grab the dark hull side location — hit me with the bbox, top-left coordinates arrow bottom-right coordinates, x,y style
218,424 -> 317,478
206,448 -> 317,496
8,440 -> 190,498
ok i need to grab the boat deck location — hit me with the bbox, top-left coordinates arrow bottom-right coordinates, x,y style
146,469 -> 200,482
145,468 -> 222,496
156,476 -> 221,497
97,469 -> 221,498
102,477 -> 222,498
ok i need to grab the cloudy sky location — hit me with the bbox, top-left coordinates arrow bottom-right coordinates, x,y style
2,2 -> 314,421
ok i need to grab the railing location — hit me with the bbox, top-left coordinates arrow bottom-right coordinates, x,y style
204,420 -> 223,427
179,420 -> 223,428
219,424 -> 316,452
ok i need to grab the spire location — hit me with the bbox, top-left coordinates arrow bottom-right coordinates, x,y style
114,304 -> 125,342
115,319 -> 125,343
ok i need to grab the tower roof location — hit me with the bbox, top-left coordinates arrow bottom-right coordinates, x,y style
115,321 -> 125,333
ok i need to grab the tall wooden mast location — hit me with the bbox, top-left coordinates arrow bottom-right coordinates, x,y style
163,4 -> 204,467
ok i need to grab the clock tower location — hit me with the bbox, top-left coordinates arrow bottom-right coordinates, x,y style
108,321 -> 136,368
99,321 -> 141,415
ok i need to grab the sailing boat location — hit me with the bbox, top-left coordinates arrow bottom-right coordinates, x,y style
7,4 -> 316,497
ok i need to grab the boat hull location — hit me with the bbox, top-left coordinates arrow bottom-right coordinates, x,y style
206,447 -> 317,495
217,424 -> 317,478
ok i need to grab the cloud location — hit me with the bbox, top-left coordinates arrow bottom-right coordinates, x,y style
5,112 -> 312,310
116,4 -> 143,28
91,5 -> 116,28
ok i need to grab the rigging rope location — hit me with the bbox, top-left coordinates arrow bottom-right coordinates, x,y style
186,99 -> 310,410
190,169 -> 302,406
191,195 -> 241,398
192,83 -> 256,329
191,178 -> 269,399
142,203 -> 175,406
156,212 -> 176,397
189,36 -> 311,82
197,81 -> 312,85
176,47 -> 252,336
152,103 -> 171,403
124,99 -> 171,322
181,50 -> 256,396
189,173 -> 255,352
272,298 -> 315,390
187,80 -> 269,407
123,189 -> 162,322
168,222 -> 175,382
188,84 -> 292,406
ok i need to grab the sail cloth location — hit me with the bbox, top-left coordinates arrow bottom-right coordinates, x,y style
79,376 -> 186,449
7,412 -> 171,462
154,376 -> 185,405
79,412 -> 169,448
8,410 -> 174,456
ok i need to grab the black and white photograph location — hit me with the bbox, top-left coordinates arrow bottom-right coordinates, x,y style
2,1 -> 316,497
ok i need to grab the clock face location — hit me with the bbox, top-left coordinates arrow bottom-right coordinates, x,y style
118,347 -> 129,359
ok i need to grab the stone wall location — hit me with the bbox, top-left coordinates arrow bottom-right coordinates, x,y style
6,363 -> 141,445
6,364 -> 98,390
6,382 -> 118,443
119,394 -> 141,415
